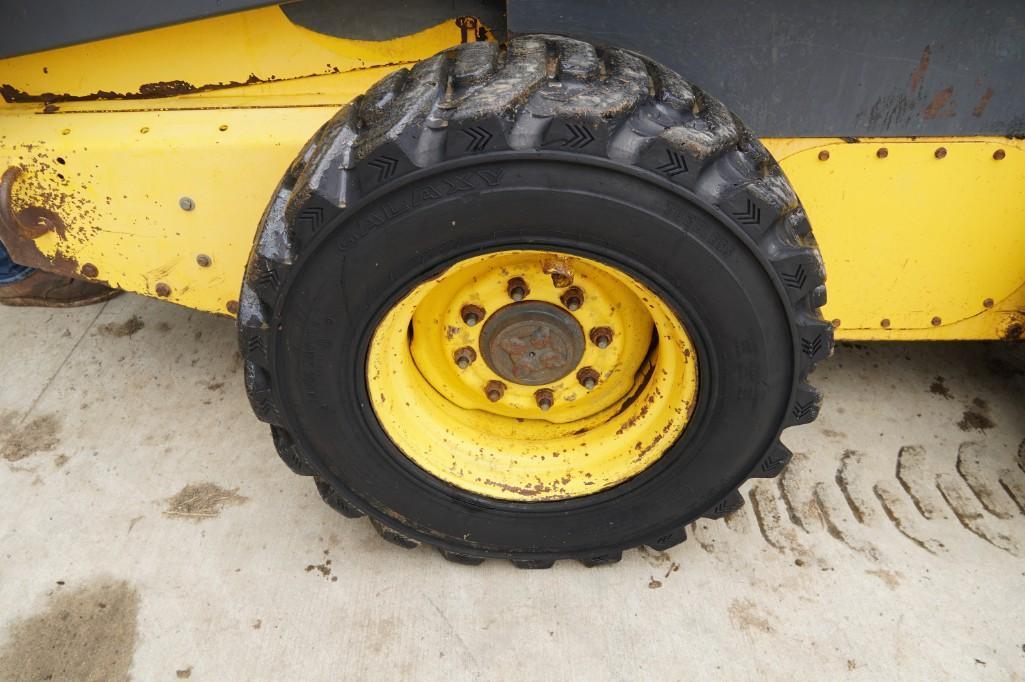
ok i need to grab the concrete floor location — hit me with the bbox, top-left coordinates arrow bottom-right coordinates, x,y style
1,293 -> 1023,681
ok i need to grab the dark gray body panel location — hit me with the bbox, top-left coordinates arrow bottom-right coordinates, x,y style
508,0 -> 1025,137
0,0 -> 280,60
3,0 -> 1022,136
0,0 -> 502,60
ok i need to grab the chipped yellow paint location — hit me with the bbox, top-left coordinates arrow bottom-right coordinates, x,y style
765,137 -> 1025,340
0,9 -> 472,312
0,6 -> 467,102
367,251 -> 699,501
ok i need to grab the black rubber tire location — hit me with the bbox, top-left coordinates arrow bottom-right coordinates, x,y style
238,35 -> 832,566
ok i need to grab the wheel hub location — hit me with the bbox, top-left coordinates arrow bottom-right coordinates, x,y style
366,250 -> 699,501
479,301 -> 585,385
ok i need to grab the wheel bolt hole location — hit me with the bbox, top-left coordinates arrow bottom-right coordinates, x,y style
485,380 -> 506,402
507,277 -> 529,301
534,388 -> 554,411
454,346 -> 477,369
577,367 -> 600,390
561,287 -> 584,311
590,326 -> 613,349
461,304 -> 485,326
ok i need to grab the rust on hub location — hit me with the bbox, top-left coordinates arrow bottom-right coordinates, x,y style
478,301 -> 585,386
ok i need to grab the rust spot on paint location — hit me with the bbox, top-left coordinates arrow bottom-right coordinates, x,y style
0,166 -> 88,276
972,88 -> 994,118
909,46 -> 931,93
0,75 -> 266,105
923,87 -> 955,119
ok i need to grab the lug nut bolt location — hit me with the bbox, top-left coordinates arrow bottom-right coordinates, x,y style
577,367 -> 600,390
590,326 -> 613,349
485,380 -> 506,402
454,346 -> 477,369
461,304 -> 485,326
534,388 -> 554,411
561,287 -> 584,311
507,277 -> 529,301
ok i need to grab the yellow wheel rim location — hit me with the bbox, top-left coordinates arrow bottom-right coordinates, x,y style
367,250 -> 699,501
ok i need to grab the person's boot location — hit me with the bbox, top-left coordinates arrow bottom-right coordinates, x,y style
0,270 -> 120,307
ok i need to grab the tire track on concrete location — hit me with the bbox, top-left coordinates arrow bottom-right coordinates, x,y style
872,483 -> 944,554
956,441 -> 1016,519
935,473 -> 1019,556
896,445 -> 946,520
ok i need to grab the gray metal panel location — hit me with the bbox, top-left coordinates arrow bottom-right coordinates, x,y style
282,0 -> 505,41
0,0 -> 282,59
508,0 -> 1025,137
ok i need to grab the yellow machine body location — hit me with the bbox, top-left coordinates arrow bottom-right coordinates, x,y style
1,7 -> 1023,340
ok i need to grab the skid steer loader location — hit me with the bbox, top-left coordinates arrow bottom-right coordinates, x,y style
1,0 -> 1022,566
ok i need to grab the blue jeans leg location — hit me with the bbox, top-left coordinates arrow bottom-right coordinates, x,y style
0,240 -> 34,285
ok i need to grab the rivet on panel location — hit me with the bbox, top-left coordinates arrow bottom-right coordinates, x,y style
880,318 -> 891,329
219,125 -> 229,132
993,149 -> 1005,160
140,127 -> 150,134
831,318 -> 841,328
155,282 -> 172,297
931,316 -> 942,327
81,263 -> 98,278
934,147 -> 947,159
226,300 -> 239,315
876,148 -> 888,159
817,150 -> 830,161
196,254 -> 212,267
983,298 -> 994,308
179,197 -> 195,211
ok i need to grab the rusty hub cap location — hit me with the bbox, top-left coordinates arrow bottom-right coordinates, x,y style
478,301 -> 585,386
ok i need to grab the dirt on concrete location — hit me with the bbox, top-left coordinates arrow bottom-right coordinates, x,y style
163,482 -> 247,520
1,412 -> 61,462
0,579 -> 139,682
97,315 -> 145,338
728,598 -> 775,634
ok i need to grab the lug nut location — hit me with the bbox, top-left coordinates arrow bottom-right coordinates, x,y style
507,277 -> 529,301
534,388 -> 554,411
461,304 -> 485,326
590,326 -> 613,349
454,346 -> 477,369
577,367 -> 600,390
485,380 -> 506,402
561,287 -> 584,311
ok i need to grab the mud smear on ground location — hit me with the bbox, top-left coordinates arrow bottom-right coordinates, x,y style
0,579 -> 139,681
163,482 -> 247,520
305,549 -> 338,582
929,375 -> 952,399
97,315 -> 145,338
728,599 -> 774,634
1,413 -> 61,462
957,397 -> 995,432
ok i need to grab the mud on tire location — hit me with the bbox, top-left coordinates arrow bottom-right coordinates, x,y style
238,35 -> 832,566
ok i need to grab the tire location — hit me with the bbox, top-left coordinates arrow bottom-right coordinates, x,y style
238,35 -> 832,566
